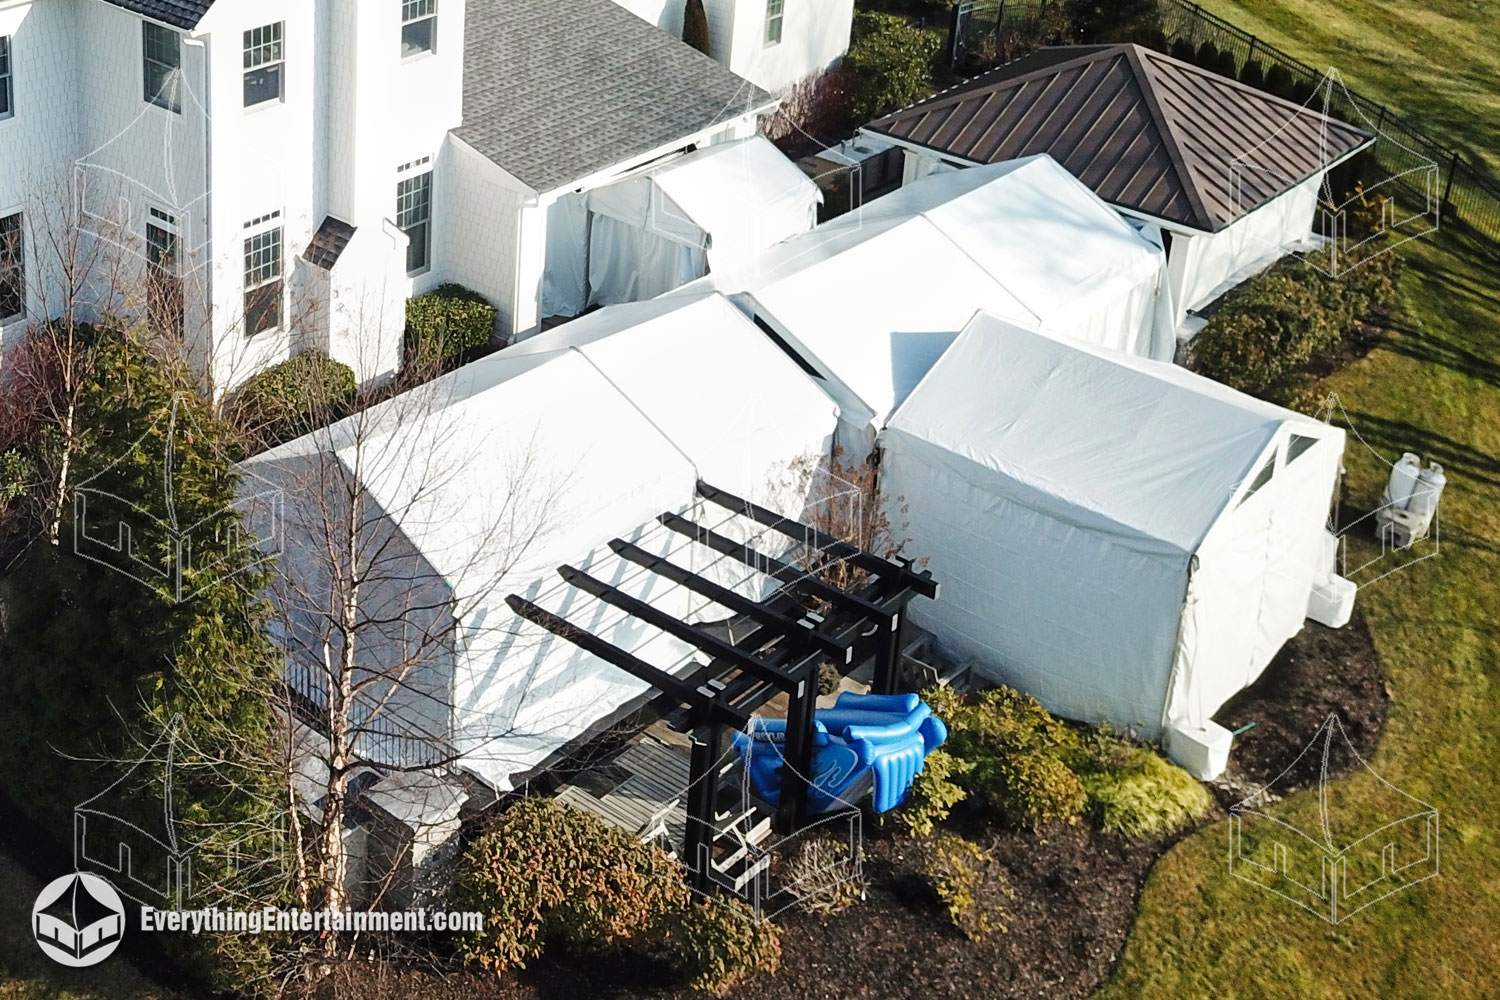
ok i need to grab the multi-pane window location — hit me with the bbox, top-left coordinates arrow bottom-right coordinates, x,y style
401,0 -> 437,58
243,22 -> 284,107
0,211 -> 23,321
146,209 -> 183,336
143,23 -> 182,112
396,172 -> 432,275
243,224 -> 283,335
1,36 -> 13,120
764,0 -> 784,46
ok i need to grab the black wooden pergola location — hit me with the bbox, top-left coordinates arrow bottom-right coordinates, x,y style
506,480 -> 937,892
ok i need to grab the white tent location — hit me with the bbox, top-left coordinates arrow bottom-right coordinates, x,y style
880,312 -> 1346,740
245,293 -> 839,791
685,155 -> 1175,450
582,136 -> 822,309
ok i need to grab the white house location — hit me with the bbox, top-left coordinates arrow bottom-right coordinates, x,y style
0,0 -> 780,394
863,45 -> 1374,343
611,0 -> 854,94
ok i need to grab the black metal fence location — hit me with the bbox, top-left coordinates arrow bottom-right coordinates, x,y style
946,0 -> 1500,249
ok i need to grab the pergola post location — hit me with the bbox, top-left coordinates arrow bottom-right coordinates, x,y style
774,658 -> 821,834
685,718 -> 722,897
872,593 -> 912,695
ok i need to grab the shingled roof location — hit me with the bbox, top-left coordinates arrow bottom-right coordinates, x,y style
457,0 -> 775,195
100,0 -> 215,30
866,44 -> 1372,233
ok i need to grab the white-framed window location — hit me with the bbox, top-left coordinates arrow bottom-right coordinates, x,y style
396,170 -> 432,275
764,0 -> 784,46
0,36 -> 14,121
0,210 -> 24,321
401,0 -> 437,58
146,208 -> 183,336
243,215 -> 284,335
243,22 -> 284,107
143,22 -> 182,112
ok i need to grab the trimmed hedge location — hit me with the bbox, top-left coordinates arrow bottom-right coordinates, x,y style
653,899 -> 781,996
1189,245 -> 1402,404
228,351 -> 356,445
922,684 -> 1086,828
1075,730 -> 1213,839
919,833 -> 1011,940
844,12 -> 942,123
405,283 -> 497,371
456,797 -> 687,973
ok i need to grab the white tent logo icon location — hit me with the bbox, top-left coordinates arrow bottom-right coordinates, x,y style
1229,713 -> 1439,923
31,872 -> 126,968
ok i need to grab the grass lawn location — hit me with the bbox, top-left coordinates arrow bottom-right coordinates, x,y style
1096,2 -> 1500,996
1194,0 -> 1500,174
0,851 -> 176,1000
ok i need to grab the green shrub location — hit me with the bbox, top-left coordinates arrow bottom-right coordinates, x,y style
1194,41 -> 1221,70
1264,64 -> 1298,100
919,834 -> 1011,940
1189,250 -> 1402,402
1074,731 -> 1214,839
0,449 -> 36,506
1169,37 -> 1197,64
844,12 -> 941,122
1213,47 -> 1239,80
228,351 -> 356,444
1239,59 -> 1267,91
656,900 -> 781,996
1068,0 -> 1161,44
922,685 -> 1086,827
405,283 -> 496,371
456,797 -> 687,974
895,747 -> 973,836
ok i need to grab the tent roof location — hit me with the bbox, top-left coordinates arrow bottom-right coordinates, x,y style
886,312 -> 1337,554
866,44 -> 1371,233
588,136 -> 822,271
245,294 -> 838,790
691,155 -> 1166,427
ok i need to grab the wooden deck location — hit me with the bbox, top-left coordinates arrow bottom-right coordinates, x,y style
554,723 -> 694,850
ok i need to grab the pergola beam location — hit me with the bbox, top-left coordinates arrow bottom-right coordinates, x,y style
696,480 -> 940,600
608,538 -> 852,664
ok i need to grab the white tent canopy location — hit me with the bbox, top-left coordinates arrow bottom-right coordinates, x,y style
246,293 -> 838,791
685,155 -> 1175,449
583,136 -> 822,309
880,312 -> 1346,738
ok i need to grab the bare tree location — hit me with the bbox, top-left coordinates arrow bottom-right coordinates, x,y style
245,320 -> 573,923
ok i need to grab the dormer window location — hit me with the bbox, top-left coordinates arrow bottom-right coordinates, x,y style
143,23 -> 181,113
401,0 -> 437,58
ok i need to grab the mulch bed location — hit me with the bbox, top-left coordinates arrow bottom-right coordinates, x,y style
316,612 -> 1388,1000
1209,608 -> 1388,807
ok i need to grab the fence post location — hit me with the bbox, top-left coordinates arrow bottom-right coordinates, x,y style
947,2 -> 963,71
1375,105 -> 1387,134
1247,36 -> 1259,65
1442,151 -> 1461,222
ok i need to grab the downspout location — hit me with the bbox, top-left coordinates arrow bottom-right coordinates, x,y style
184,34 -> 213,399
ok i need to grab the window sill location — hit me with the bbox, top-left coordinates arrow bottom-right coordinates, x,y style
400,49 -> 438,65
243,97 -> 285,115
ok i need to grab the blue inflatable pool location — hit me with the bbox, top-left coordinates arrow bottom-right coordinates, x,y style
730,692 -> 948,815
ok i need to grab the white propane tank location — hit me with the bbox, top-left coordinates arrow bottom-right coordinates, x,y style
1409,462 -> 1447,519
1385,452 -> 1422,510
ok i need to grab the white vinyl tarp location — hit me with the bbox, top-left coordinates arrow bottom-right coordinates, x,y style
880,312 -> 1346,738
246,293 -> 838,791
686,155 -> 1175,449
1168,172 -> 1325,325
586,136 -> 821,308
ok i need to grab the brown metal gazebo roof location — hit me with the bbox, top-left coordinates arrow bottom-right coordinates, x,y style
866,44 -> 1371,233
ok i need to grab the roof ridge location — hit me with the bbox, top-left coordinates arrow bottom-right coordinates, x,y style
1126,44 -> 1218,232
869,45 -> 1119,127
